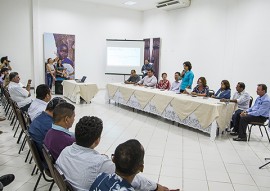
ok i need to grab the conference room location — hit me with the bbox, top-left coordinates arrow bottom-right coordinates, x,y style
0,0 -> 270,190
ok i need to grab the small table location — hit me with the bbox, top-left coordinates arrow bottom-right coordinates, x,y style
62,80 -> 98,104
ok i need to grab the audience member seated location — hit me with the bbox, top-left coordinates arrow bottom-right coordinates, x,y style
0,56 -> 12,70
44,102 -> 75,160
0,67 -> 9,88
212,80 -> 231,99
180,61 -> 194,93
8,72 -> 32,112
124,70 -> 140,84
56,116 -> 170,191
0,174 -> 15,191
136,69 -> 157,87
233,84 -> 270,141
141,59 -> 154,78
90,139 -> 145,191
156,73 -> 170,90
220,82 -> 250,134
29,97 -> 66,157
170,72 -> 181,93
28,84 -> 51,121
190,77 -> 209,97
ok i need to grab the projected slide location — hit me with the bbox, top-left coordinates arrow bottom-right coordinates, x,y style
107,47 -> 140,67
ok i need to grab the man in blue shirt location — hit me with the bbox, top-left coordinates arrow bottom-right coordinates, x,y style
233,84 -> 270,141
141,59 -> 154,78
29,97 -> 66,156
90,139 -> 144,191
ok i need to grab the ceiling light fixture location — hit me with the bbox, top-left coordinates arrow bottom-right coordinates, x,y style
124,1 -> 137,6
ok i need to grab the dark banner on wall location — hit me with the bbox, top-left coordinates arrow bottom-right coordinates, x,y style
44,33 -> 75,89
143,38 -> 161,79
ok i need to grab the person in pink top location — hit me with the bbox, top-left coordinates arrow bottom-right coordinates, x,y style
156,73 -> 170,90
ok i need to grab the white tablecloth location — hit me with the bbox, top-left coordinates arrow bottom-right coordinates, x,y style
62,80 -> 98,104
107,83 -> 236,140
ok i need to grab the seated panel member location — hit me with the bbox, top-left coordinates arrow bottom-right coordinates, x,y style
233,84 -> 270,141
212,80 -> 231,99
56,116 -> 170,191
170,72 -> 181,93
191,77 -> 209,97
220,82 -> 250,134
156,73 -> 170,90
136,69 -> 157,87
124,70 -> 140,84
28,84 -> 51,121
90,139 -> 144,191
141,59 -> 154,78
44,102 -> 75,160
8,72 -> 32,112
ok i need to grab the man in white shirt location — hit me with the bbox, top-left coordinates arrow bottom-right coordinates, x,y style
136,69 -> 157,87
220,82 -> 250,135
28,84 -> 51,121
56,116 -> 170,191
8,72 -> 32,112
170,72 -> 181,92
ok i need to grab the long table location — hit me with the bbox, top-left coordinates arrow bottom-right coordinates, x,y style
107,83 -> 236,140
62,80 -> 98,104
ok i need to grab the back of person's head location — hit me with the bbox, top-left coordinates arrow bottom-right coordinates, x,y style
238,82 -> 245,90
75,116 -> 103,148
258,84 -> 267,93
113,139 -> 144,176
53,102 -> 75,123
0,67 -> 9,74
0,56 -> 7,64
199,77 -> 207,87
222,80 -> 230,90
36,84 -> 50,100
46,97 -> 66,112
183,61 -> 192,70
9,72 -> 18,81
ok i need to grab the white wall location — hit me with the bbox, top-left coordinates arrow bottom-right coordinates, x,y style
0,0 -> 33,85
1,0 -> 270,97
35,0 -> 143,88
142,0 -> 270,98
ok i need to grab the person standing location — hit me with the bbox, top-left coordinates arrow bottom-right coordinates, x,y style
46,58 -> 56,90
141,59 -> 154,78
179,61 -> 194,93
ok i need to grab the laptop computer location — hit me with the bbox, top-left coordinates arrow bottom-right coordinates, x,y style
75,76 -> 87,83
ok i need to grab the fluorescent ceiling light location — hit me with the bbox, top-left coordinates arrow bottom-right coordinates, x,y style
124,1 -> 137,6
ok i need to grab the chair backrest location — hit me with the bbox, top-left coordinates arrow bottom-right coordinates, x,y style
23,111 -> 31,129
42,144 -> 56,181
249,96 -> 253,108
208,90 -> 215,97
25,131 -> 45,172
54,165 -> 74,191
15,108 -> 27,131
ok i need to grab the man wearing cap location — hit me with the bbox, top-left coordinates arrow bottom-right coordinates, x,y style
8,72 -> 32,112
0,56 -> 12,70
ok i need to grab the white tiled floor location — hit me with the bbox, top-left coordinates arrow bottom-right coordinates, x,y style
1,90 -> 270,191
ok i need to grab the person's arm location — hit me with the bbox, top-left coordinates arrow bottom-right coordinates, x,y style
146,77 -> 157,87
187,72 -> 194,89
46,64 -> 56,80
247,99 -> 270,116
